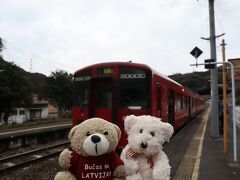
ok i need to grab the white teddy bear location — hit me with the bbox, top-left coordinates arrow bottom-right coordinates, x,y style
120,115 -> 174,180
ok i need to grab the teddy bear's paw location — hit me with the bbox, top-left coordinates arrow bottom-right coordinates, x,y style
113,165 -> 125,178
152,162 -> 170,180
126,173 -> 143,180
59,148 -> 72,169
113,178 -> 125,180
54,171 -> 76,180
153,170 -> 170,180
124,160 -> 139,175
153,176 -> 170,180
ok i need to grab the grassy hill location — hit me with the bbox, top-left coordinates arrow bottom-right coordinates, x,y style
28,72 -> 48,96
169,71 -> 210,94
0,57 -> 48,96
169,70 -> 240,104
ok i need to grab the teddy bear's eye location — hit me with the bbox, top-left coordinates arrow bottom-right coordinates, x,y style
104,131 -> 108,136
150,131 -> 155,137
86,131 -> 91,136
140,129 -> 143,133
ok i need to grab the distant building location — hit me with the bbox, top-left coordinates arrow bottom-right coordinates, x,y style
29,96 -> 49,120
228,58 -> 240,105
228,58 -> 240,80
7,108 -> 27,124
48,103 -> 59,118
0,96 -> 59,125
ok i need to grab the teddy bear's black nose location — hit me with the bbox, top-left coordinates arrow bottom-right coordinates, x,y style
91,135 -> 101,143
141,142 -> 148,149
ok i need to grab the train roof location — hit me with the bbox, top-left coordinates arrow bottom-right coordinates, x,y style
75,61 -> 180,84
74,61 -> 151,74
74,61 -> 201,98
152,70 -> 183,87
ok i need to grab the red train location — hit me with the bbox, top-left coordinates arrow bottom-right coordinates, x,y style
72,62 -> 205,148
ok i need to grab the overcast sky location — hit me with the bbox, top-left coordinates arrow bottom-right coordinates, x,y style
0,0 -> 239,76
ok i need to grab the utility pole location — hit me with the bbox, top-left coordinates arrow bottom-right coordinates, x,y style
202,0 -> 220,138
209,0 -> 219,138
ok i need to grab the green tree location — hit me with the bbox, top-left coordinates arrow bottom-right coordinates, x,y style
0,59 -> 33,124
46,69 -> 73,112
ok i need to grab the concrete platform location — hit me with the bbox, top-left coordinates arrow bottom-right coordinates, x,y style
198,110 -> 240,180
164,108 -> 240,180
0,123 -> 71,140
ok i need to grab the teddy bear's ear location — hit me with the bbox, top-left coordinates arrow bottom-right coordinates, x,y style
160,122 -> 174,142
124,115 -> 138,133
113,124 -> 121,140
68,125 -> 78,140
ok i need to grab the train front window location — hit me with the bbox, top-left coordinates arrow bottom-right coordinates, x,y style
74,70 -> 91,107
119,67 -> 150,109
74,82 -> 90,107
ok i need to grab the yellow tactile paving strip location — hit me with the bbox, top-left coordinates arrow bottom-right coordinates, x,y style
173,109 -> 209,180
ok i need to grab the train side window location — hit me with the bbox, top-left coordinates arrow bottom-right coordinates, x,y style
180,95 -> 183,110
175,94 -> 181,112
184,96 -> 188,109
168,90 -> 174,125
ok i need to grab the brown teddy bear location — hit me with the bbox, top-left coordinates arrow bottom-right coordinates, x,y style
54,118 -> 125,180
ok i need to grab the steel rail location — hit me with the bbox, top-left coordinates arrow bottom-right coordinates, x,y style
0,141 -> 70,175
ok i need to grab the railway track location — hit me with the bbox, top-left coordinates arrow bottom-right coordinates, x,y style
0,141 -> 70,175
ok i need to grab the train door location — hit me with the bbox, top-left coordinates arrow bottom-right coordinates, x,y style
156,85 -> 162,118
89,79 -> 115,122
168,90 -> 174,126
188,96 -> 191,120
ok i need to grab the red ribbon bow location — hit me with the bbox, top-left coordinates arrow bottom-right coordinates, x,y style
147,157 -> 154,169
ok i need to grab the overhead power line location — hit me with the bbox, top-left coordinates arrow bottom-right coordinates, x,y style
1,38 -> 78,70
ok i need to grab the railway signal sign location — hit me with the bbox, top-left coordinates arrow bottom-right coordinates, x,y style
204,59 -> 216,69
190,46 -> 203,59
